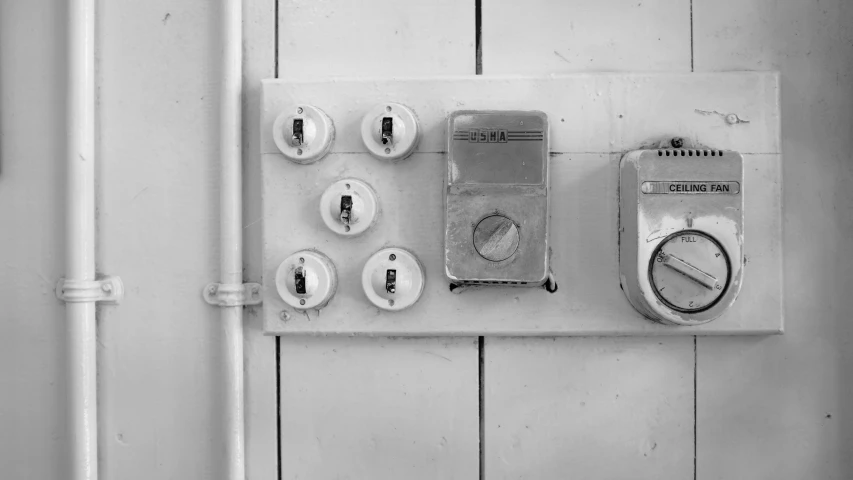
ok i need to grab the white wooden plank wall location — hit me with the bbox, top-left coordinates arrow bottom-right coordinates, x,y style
243,2 -> 279,479
274,1 -> 480,479
482,1 -> 696,478
0,0 -> 850,479
0,1 -> 66,478
97,1 -> 225,478
693,1 -> 853,478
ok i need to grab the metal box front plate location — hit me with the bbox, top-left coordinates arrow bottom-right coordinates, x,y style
445,111 -> 550,284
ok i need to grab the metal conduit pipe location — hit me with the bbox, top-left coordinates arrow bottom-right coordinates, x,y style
218,0 -> 246,478
64,1 -> 246,477
66,0 -> 98,478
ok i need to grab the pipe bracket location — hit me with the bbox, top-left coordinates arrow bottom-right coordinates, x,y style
56,276 -> 124,304
203,282 -> 263,307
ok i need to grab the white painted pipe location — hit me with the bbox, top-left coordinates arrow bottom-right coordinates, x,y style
67,0 -> 97,478
220,0 -> 246,478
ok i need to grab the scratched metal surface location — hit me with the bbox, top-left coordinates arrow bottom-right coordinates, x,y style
261,75 -> 782,336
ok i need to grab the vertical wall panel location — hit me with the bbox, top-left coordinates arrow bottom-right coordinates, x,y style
483,1 -> 695,478
276,1 -> 479,479
694,1 -> 853,479
485,338 -> 694,480
483,0 -> 691,74
97,1 -> 223,478
280,337 -> 479,479
244,1 -> 279,479
0,1 -> 66,478
278,0 -> 474,79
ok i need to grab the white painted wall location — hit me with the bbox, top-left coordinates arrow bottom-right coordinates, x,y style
0,2 -> 66,479
1,1 -> 850,480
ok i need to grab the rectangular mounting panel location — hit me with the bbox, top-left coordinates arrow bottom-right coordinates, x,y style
261,73 -> 782,336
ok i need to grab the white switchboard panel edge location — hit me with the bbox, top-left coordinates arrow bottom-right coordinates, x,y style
260,73 -> 782,336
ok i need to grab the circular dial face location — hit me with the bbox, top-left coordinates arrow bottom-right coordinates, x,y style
473,215 -> 519,262
649,231 -> 730,313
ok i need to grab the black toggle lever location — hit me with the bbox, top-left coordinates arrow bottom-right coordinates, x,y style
340,195 -> 353,225
381,117 -> 393,145
294,266 -> 306,294
385,269 -> 396,294
292,118 -> 304,146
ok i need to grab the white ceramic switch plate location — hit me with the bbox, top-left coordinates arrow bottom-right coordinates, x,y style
272,104 -> 334,164
261,73 -> 783,336
361,103 -> 420,161
275,250 -> 338,311
361,247 -> 425,311
319,178 -> 379,236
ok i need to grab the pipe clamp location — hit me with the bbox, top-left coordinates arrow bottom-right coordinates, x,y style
203,282 -> 263,307
56,276 -> 124,304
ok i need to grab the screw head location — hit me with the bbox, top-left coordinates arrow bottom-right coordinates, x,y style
252,286 -> 260,295
280,311 -> 290,320
671,137 -> 684,148
208,285 -> 217,294
299,299 -> 306,306
101,283 -> 112,293
725,113 -> 738,125
389,254 -> 396,261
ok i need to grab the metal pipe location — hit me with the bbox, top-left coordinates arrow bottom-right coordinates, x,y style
67,0 -> 97,478
219,0 -> 245,477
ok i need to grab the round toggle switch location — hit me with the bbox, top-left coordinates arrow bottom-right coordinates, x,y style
276,250 -> 337,310
361,247 -> 425,311
272,105 -> 335,164
319,179 -> 379,236
360,103 -> 420,161
473,215 -> 520,262
649,231 -> 730,313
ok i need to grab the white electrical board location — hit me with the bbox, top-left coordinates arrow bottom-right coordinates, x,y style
260,73 -> 782,336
